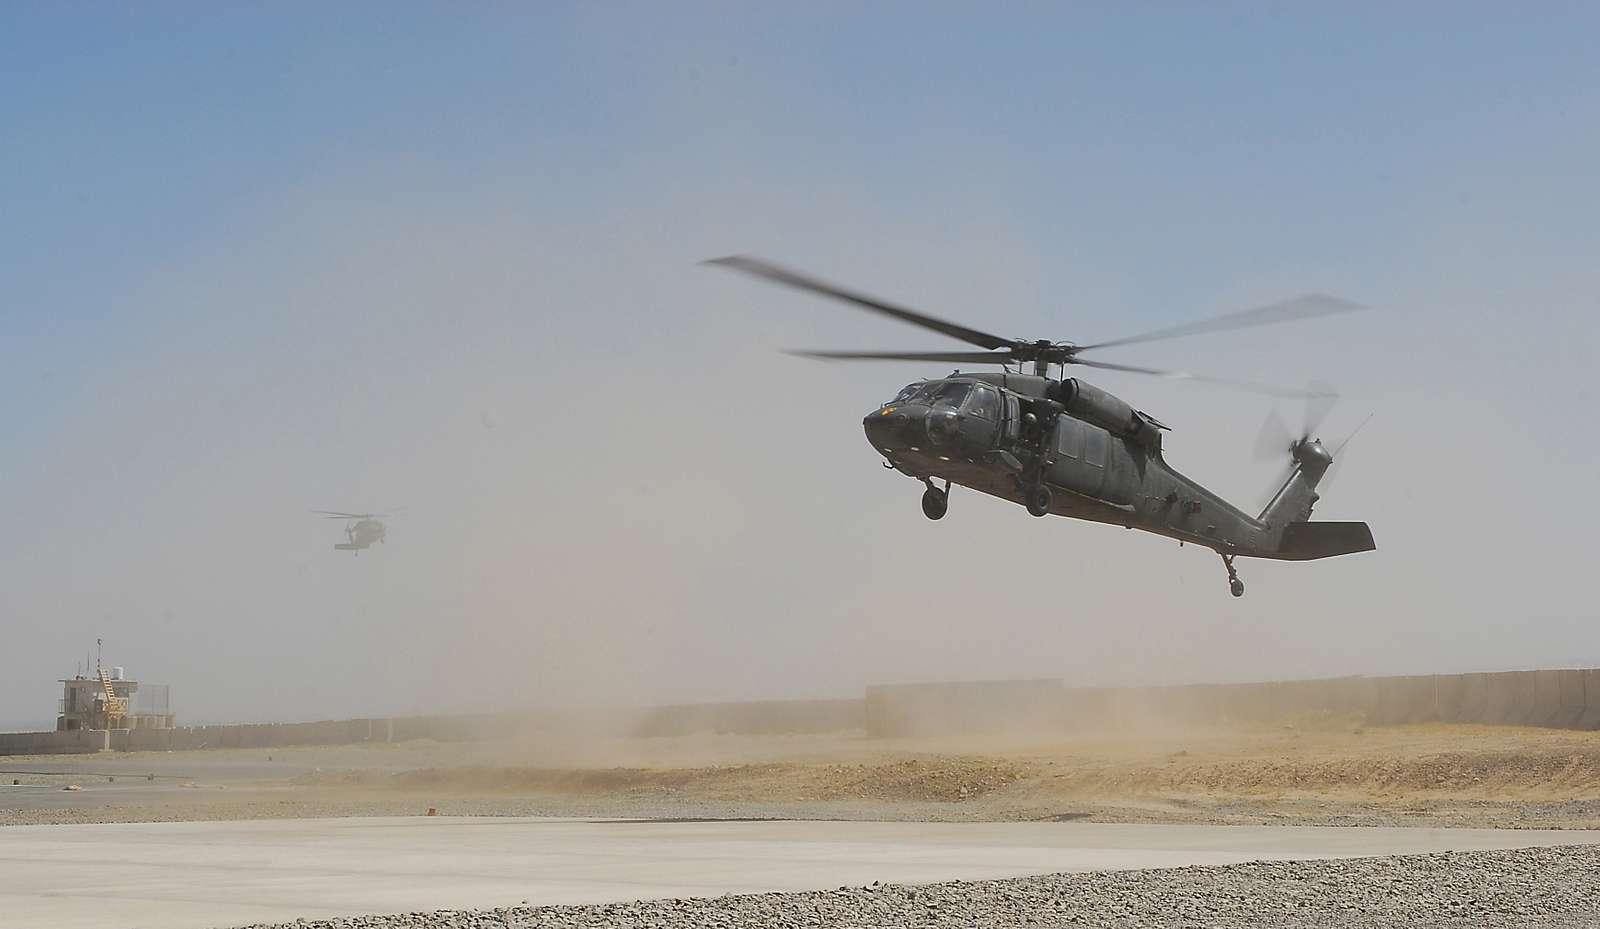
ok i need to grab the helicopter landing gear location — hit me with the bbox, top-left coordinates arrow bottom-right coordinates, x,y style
1220,552 -> 1245,598
920,479 -> 949,521
1025,484 -> 1052,518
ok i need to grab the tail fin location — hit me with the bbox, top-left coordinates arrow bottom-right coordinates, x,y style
1274,521 -> 1376,560
1258,438 -> 1333,526
1257,438 -> 1376,560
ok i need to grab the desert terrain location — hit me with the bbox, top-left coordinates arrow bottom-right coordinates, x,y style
7,718 -> 1600,831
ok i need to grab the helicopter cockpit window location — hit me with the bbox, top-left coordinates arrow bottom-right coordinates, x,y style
965,385 -> 998,420
929,381 -> 972,409
892,382 -> 930,404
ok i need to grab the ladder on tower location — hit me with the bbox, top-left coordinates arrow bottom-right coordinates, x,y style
97,667 -> 128,726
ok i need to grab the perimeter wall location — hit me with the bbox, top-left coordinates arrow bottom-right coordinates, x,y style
862,669 -> 1600,736
7,669 -> 1600,754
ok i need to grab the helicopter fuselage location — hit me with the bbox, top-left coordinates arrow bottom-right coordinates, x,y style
333,518 -> 387,552
866,372 -> 1369,563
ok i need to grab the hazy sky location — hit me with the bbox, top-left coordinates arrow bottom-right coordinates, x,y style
2,6 -> 1597,728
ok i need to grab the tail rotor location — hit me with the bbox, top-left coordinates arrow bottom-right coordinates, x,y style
1254,383 -> 1339,513
1254,381 -> 1337,462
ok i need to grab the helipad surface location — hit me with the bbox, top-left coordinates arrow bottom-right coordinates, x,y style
3,816 -> 1597,929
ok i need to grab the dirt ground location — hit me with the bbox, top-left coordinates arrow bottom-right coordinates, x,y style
5,718 -> 1600,828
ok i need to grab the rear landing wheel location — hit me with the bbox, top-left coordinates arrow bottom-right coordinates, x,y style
1220,552 -> 1245,598
1025,485 -> 1052,517
921,487 -> 948,521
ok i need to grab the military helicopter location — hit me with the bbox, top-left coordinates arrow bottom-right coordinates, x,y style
312,510 -> 392,553
707,256 -> 1375,597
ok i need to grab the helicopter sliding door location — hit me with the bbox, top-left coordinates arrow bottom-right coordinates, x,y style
1053,417 -> 1142,506
1050,416 -> 1106,499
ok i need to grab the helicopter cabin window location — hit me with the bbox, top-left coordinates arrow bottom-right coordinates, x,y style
1056,417 -> 1086,459
1084,426 -> 1108,467
929,381 -> 971,409
965,386 -> 998,420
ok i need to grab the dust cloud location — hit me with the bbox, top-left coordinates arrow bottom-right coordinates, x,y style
2,8 -> 1597,733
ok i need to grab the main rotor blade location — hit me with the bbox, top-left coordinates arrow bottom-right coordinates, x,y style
1076,294 -> 1365,353
1303,381 -> 1338,440
705,256 -> 1013,351
787,349 -> 1015,365
312,510 -> 366,518
1070,358 -> 1336,399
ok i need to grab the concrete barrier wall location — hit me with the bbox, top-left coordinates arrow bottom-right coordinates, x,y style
1379,675 -> 1438,725
1437,673 -> 1487,723
16,665 -> 1600,757
0,728 -> 110,755
633,699 -> 864,738
1531,670 -> 1564,728
866,680 -> 1064,737
864,668 -> 1600,736
1580,670 -> 1600,730
1512,671 -> 1539,726
1555,669 -> 1586,729
1483,672 -> 1519,724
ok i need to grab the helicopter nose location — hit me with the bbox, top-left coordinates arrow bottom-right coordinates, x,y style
864,406 -> 917,451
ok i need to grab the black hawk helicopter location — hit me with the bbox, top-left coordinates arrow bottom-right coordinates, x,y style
707,256 -> 1375,597
313,510 -> 392,553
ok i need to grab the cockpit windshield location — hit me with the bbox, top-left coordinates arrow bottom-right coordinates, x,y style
892,381 -> 931,404
928,381 -> 972,409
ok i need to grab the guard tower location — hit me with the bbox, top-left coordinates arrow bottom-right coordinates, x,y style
56,642 -> 174,732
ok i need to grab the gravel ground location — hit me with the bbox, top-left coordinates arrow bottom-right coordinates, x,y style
237,845 -> 1600,928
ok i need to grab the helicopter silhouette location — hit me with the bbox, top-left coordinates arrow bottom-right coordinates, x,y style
312,510 -> 392,553
707,256 -> 1375,597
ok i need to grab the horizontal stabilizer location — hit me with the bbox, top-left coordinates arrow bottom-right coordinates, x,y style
1274,521 -> 1375,561
334,543 -> 360,551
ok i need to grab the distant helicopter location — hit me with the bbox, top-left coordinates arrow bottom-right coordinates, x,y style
312,510 -> 392,553
707,256 -> 1376,597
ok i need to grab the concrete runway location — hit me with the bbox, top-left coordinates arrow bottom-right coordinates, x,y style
3,817 -> 1599,929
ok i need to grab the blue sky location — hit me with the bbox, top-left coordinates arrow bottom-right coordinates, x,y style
2,6 -> 1597,727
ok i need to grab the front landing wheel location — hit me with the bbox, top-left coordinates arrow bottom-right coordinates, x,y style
921,487 -> 948,521
1230,578 -> 1245,598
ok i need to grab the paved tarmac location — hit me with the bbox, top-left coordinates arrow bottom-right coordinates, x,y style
3,816 -> 1598,929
